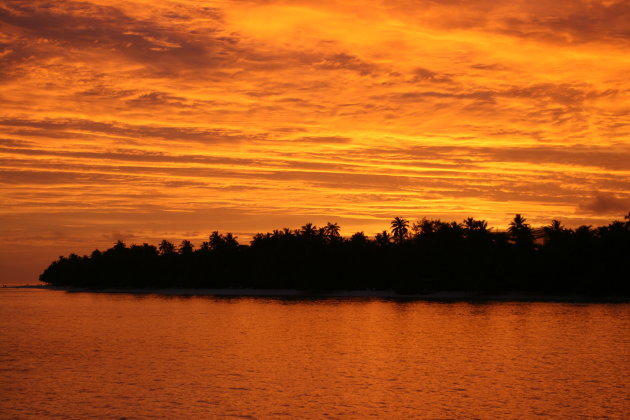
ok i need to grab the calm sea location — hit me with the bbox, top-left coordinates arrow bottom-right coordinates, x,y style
1,288 -> 628,419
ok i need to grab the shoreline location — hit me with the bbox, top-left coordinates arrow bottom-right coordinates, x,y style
8,285 -> 629,303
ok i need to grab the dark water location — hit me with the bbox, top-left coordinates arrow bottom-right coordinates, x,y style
1,288 -> 628,419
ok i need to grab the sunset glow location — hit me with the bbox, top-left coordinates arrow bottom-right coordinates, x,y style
1,0 -> 629,281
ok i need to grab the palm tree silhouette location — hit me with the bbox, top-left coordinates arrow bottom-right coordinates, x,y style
542,219 -> 566,245
508,214 -> 533,247
508,214 -> 528,232
545,220 -> 564,234
375,230 -> 391,246
324,222 -> 341,241
300,223 -> 317,239
350,231 -> 368,245
391,217 -> 409,244
463,217 -> 488,232
179,240 -> 193,255
209,231 -> 223,250
223,232 -> 239,248
158,239 -> 175,255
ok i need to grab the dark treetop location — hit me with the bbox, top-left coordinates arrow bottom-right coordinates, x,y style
40,214 -> 630,296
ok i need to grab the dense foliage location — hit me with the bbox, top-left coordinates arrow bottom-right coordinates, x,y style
40,214 -> 630,295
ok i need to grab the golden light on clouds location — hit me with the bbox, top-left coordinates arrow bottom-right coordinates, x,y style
1,0 -> 629,281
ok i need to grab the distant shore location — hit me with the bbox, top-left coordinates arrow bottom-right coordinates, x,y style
37,216 -> 630,297
9,285 -> 629,303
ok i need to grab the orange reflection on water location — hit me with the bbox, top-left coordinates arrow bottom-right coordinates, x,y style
1,289 -> 628,417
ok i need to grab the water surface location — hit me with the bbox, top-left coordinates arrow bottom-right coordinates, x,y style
1,288 -> 628,418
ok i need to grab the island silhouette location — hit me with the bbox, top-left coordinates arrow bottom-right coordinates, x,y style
40,214 -> 630,296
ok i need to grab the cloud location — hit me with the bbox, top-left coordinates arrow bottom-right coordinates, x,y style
374,89 -> 496,104
409,67 -> 453,84
578,193 -> 630,215
360,142 -> 630,172
493,1 -> 630,44
375,82 -> 602,110
481,145 -> 630,171
0,144 -> 263,167
75,87 -> 138,99
0,0 -> 251,81
0,117 -> 266,144
378,0 -> 630,45
470,63 -> 510,71
294,136 -> 352,144
125,92 -> 194,108
313,53 -> 377,75
0,138 -> 34,147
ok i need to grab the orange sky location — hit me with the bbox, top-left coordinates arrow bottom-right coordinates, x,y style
1,0 -> 630,282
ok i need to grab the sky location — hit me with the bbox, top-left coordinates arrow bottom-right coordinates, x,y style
1,0 -> 629,282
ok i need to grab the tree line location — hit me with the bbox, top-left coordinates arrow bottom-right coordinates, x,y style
39,214 -> 630,295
